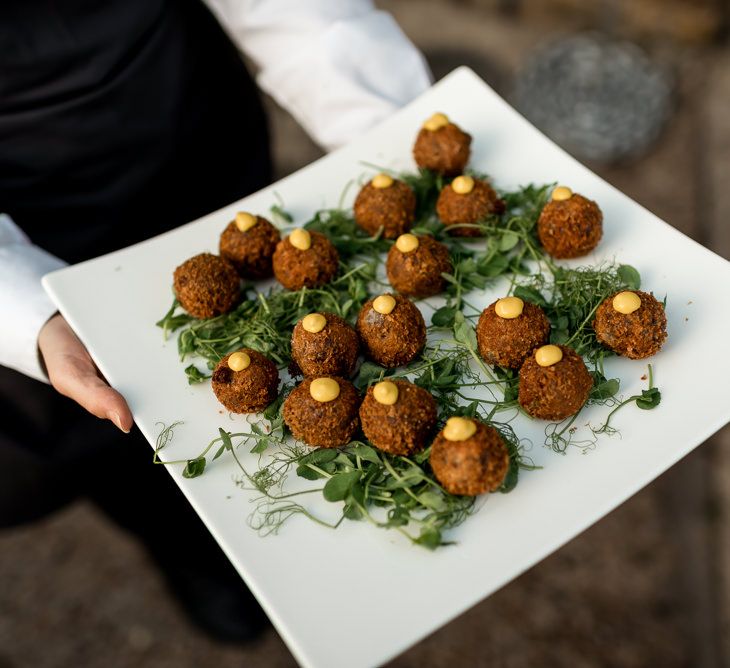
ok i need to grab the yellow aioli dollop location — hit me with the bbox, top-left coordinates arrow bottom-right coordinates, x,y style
612,291 -> 641,314
309,377 -> 340,403
494,296 -> 524,319
443,416 -> 477,441
552,186 -> 573,201
451,175 -> 475,195
372,294 -> 396,315
423,112 -> 449,131
289,228 -> 312,251
371,173 -> 394,189
535,344 -> 563,367
396,233 -> 419,253
373,381 -> 399,406
302,313 -> 327,333
235,212 -> 257,232
228,351 -> 251,371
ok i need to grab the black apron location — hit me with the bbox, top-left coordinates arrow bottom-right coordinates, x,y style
0,0 -> 272,544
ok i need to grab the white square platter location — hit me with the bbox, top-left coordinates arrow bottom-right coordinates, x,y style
43,67 -> 730,668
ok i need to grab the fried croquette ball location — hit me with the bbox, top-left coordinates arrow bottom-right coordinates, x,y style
353,174 -> 416,239
537,186 -> 603,258
430,417 -> 510,495
593,290 -> 667,359
359,380 -> 438,455
413,113 -> 472,176
518,345 -> 593,421
272,229 -> 339,290
283,377 -> 361,448
356,294 -> 427,368
386,234 -> 453,298
476,297 -> 551,369
219,213 -> 280,279
173,253 -> 240,319
436,176 -> 505,237
211,350 -> 279,413
291,312 -> 360,377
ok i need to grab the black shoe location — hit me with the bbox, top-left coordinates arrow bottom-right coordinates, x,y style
155,556 -> 269,643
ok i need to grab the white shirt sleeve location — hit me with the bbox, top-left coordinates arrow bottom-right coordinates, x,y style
0,214 -> 67,382
201,0 -> 432,151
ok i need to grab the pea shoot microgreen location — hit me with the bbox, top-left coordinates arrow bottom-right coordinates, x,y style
153,167 -> 664,548
157,260 -> 376,372
514,262 -> 642,364
154,412 -> 532,549
304,208 -> 391,260
593,364 -> 661,435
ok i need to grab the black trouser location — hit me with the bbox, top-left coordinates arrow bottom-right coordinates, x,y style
0,367 -> 210,552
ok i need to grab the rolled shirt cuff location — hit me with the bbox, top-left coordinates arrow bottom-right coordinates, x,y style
0,215 -> 67,382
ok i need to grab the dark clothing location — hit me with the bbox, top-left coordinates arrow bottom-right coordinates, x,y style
0,0 -> 271,262
0,0 -> 271,592
0,365 -> 269,640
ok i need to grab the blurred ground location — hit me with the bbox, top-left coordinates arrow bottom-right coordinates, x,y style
2,1 -> 730,666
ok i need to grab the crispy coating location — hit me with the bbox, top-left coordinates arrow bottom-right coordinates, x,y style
219,216 -> 280,279
173,253 -> 240,319
430,419 -> 510,496
360,380 -> 438,455
211,350 -> 279,414
476,301 -> 551,369
386,235 -> 453,298
518,345 -> 593,421
413,123 -> 472,176
537,194 -> 603,259
283,377 -> 360,448
291,312 -> 360,377
593,290 -> 667,359
436,178 -> 506,237
354,179 -> 416,239
356,294 -> 427,368
272,230 -> 339,290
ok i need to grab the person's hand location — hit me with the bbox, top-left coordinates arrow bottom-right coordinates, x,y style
38,314 -> 133,433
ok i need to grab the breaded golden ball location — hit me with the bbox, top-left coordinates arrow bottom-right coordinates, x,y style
211,350 -> 279,413
537,193 -> 603,258
386,235 -> 452,298
436,178 -> 505,237
219,215 -> 280,279
353,178 -> 416,239
593,290 -> 667,359
518,345 -> 593,421
173,253 -> 240,319
476,300 -> 551,369
272,230 -> 339,290
291,312 -> 360,377
356,294 -> 427,368
283,377 -> 361,448
430,419 -> 510,495
413,122 -> 472,176
359,380 -> 438,455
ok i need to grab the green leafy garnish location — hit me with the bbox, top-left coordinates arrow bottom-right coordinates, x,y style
184,364 -> 210,385
515,262 -> 642,363
153,167 -> 667,549
305,208 -> 390,260
157,261 -> 376,372
182,457 -> 206,478
593,364 -> 661,435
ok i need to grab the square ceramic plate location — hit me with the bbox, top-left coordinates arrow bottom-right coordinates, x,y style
43,67 -> 730,668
